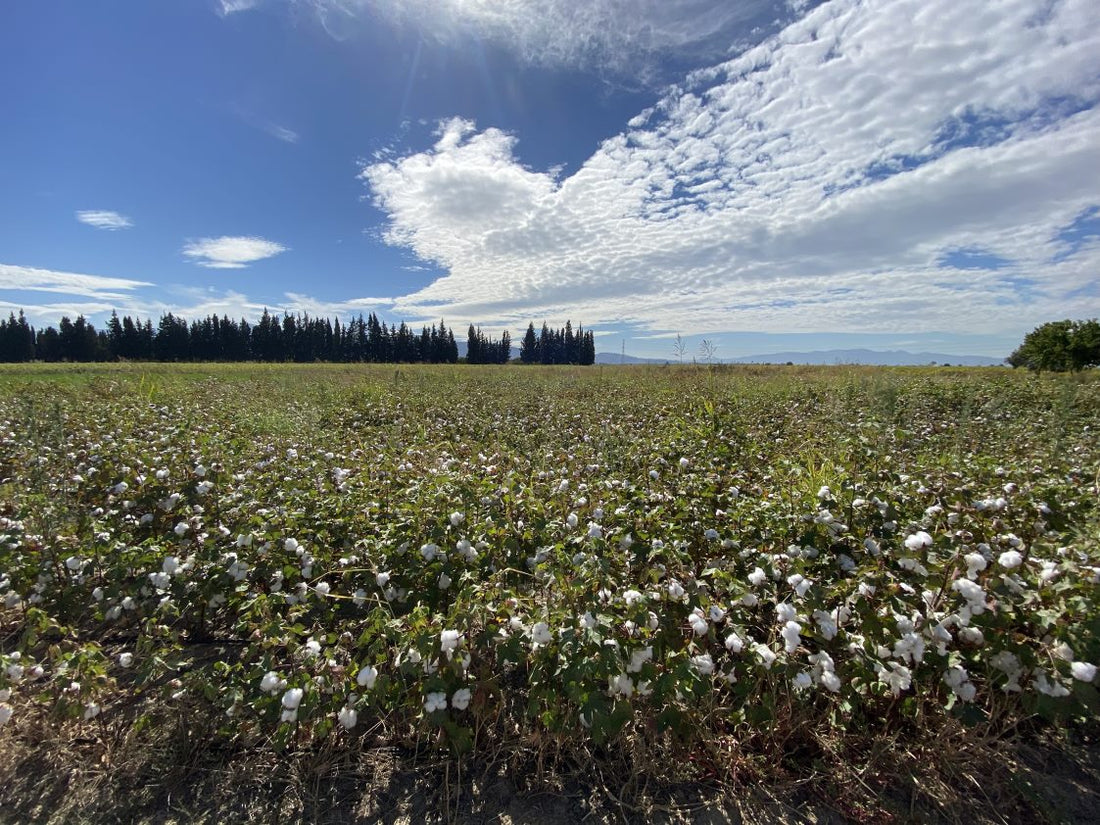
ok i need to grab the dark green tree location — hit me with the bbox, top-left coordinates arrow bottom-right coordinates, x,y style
1009,319 -> 1100,372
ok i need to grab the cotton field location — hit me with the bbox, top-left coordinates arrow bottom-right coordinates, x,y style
0,364 -> 1097,768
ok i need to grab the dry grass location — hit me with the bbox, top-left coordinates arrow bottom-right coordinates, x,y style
3,694 -> 1098,824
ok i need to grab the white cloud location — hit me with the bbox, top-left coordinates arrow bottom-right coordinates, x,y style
0,263 -> 152,301
265,123 -> 299,143
219,0 -> 260,15
361,0 -> 1100,341
75,210 -> 133,231
182,236 -> 288,269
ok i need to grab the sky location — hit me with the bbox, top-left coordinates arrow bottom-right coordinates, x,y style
1,0 -> 1098,360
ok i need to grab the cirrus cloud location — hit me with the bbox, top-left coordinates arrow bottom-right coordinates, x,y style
182,236 -> 289,269
76,210 -> 133,230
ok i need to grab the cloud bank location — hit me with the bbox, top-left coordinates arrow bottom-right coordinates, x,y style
362,0 -> 1100,338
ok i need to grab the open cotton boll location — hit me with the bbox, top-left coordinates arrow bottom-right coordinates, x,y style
781,621 -> 802,653
531,622 -> 552,646
281,688 -> 303,710
691,654 -> 714,676
754,643 -> 777,669
356,665 -> 378,689
1071,662 -> 1097,682
337,706 -> 358,730
451,688 -> 472,710
424,692 -> 447,713
998,550 -> 1024,569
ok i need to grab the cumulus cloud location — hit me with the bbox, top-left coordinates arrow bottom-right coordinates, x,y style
76,210 -> 133,230
362,0 -> 1100,340
182,236 -> 288,269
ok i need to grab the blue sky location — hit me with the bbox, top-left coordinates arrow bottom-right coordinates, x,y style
1,0 -> 1098,359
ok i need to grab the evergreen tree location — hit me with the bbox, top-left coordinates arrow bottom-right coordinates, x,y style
520,323 -> 537,364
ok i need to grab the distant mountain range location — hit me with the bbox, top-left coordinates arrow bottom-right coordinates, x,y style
594,349 -> 1006,366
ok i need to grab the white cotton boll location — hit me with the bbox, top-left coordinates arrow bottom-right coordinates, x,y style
688,609 -> 708,637
821,671 -> 842,692
858,582 -> 876,598
623,589 -> 643,606
440,630 -> 461,655
748,567 -> 767,586
356,666 -> 378,689
876,662 -> 912,695
304,638 -> 321,658
691,654 -> 714,676
704,528 -> 719,541
647,611 -> 659,631
813,610 -> 838,641
753,643 -> 777,669
281,688 -> 303,710
667,580 -> 686,601
627,647 -> 652,673
456,539 -> 477,562
261,671 -> 281,693
424,692 -> 447,713
958,626 -> 984,646
952,579 -> 986,612
1071,662 -> 1097,682
998,550 -> 1023,569
451,688 -> 472,710
708,605 -> 726,623
338,706 -> 358,730
775,603 -> 797,624
793,671 -> 813,689
566,513 -> 578,529
904,531 -> 933,551
449,512 -> 464,527
65,556 -> 83,572
724,632 -> 744,653
118,652 -> 133,668
587,522 -> 602,539
609,673 -> 634,697
420,543 -> 440,562
531,622 -> 552,646
781,621 -> 802,653
788,574 -> 812,598
964,552 -> 987,580
1033,671 -> 1071,697
679,457 -> 690,469
437,572 -> 451,590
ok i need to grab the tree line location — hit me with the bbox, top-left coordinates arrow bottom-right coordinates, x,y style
519,322 -> 596,365
0,310 -> 597,365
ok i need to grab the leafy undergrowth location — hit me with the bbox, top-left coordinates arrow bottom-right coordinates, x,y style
1,363 -> 1098,822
